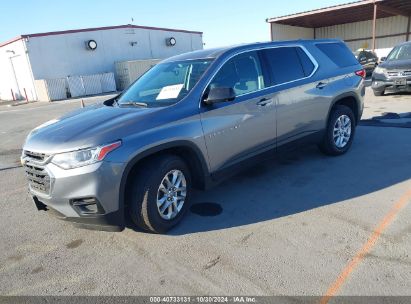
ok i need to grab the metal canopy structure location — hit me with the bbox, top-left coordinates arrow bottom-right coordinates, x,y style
267,0 -> 411,50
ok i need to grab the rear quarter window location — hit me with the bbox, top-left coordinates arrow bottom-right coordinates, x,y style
316,42 -> 359,68
296,47 -> 315,76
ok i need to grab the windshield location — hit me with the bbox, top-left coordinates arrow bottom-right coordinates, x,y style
117,59 -> 214,107
387,44 -> 411,61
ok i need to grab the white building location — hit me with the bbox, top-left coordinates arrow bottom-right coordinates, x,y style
0,24 -> 203,101
267,0 -> 411,58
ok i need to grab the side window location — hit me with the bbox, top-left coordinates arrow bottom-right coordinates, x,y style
208,51 -> 265,97
296,47 -> 315,76
316,42 -> 359,68
262,47 -> 306,85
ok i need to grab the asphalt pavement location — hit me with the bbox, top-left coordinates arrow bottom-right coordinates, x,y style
0,89 -> 410,297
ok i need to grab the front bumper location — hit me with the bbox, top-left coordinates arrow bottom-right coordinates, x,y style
32,196 -> 124,231
24,158 -> 126,231
372,72 -> 411,93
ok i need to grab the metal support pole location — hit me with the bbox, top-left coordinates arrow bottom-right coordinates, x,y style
372,2 -> 378,51
406,16 -> 411,41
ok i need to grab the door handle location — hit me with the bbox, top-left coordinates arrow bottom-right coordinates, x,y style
256,98 -> 273,107
316,82 -> 328,89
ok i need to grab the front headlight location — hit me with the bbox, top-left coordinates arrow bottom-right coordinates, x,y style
51,141 -> 121,169
374,66 -> 385,74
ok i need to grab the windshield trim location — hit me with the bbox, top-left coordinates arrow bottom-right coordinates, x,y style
163,57 -> 217,64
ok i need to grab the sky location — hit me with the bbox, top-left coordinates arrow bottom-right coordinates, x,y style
1,0 -> 350,48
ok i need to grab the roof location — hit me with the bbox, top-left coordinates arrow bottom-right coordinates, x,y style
0,24 -> 203,48
164,39 -> 340,62
163,47 -> 229,62
267,0 -> 411,28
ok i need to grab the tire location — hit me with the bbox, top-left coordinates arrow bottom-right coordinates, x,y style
373,89 -> 384,96
128,155 -> 192,234
318,105 -> 356,156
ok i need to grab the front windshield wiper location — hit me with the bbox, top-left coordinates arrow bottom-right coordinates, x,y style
117,101 -> 148,108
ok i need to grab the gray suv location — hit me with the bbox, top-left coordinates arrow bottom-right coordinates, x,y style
22,40 -> 365,233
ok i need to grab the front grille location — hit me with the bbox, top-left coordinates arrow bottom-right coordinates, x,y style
387,70 -> 411,77
23,150 -> 51,195
24,150 -> 48,162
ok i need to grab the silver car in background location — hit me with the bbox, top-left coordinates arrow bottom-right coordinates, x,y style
22,39 -> 365,233
372,41 -> 411,96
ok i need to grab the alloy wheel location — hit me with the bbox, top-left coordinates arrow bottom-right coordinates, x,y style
156,170 -> 187,220
333,115 -> 352,149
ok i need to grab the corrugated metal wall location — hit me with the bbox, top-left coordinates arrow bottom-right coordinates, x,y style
44,78 -> 67,101
315,16 -> 408,40
271,24 -> 314,41
67,76 -> 85,98
100,73 -> 116,93
316,16 -> 409,57
115,59 -> 161,90
271,16 -> 410,58
36,72 -> 117,101
82,75 -> 102,96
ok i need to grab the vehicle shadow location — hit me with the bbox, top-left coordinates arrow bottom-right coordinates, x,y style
170,126 -> 411,235
385,92 -> 411,97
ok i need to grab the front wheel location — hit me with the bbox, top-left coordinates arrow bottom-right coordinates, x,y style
318,105 -> 356,156
373,89 -> 385,96
128,155 -> 191,234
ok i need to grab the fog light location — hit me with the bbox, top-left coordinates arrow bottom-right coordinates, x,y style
71,198 -> 105,215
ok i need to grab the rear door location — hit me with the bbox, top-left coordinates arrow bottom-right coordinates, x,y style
260,46 -> 322,146
200,51 -> 277,173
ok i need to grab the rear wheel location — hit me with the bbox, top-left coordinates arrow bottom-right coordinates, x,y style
318,105 -> 356,156
128,155 -> 191,234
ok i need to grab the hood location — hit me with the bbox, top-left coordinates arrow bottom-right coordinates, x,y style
24,103 -> 160,154
380,59 -> 411,70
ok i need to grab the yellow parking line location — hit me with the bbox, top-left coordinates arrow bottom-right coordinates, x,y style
320,188 -> 411,304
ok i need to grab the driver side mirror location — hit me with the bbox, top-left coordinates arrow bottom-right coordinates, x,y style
380,57 -> 387,62
203,87 -> 236,105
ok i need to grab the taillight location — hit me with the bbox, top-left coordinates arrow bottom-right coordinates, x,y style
355,69 -> 366,79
